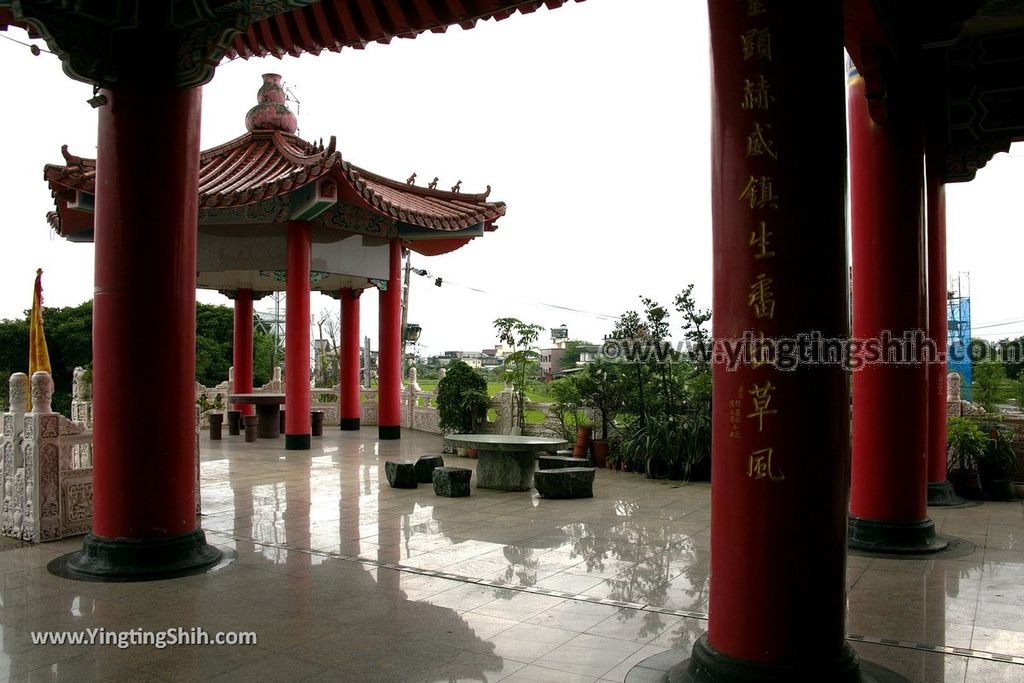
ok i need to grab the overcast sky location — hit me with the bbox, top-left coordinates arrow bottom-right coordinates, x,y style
0,0 -> 1020,359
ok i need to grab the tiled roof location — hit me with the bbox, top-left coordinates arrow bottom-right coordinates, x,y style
228,1 -> 586,60
45,131 -> 505,232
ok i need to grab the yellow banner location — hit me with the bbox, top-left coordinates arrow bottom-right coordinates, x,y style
28,268 -> 51,411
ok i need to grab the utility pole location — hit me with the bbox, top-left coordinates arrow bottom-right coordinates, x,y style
400,250 -> 411,354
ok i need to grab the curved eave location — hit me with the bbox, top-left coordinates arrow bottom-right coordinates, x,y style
226,1 -> 585,60
43,131 -> 506,235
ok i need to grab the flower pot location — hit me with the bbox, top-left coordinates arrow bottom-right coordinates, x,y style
949,469 -> 984,500
590,439 -> 608,468
986,478 -> 1017,502
467,448 -> 479,459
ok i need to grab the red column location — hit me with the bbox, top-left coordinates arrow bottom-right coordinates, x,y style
232,288 -> 254,417
285,221 -> 311,450
340,287 -> 362,430
926,157 -> 960,505
679,3 -> 861,678
378,239 -> 402,440
848,71 -> 946,552
71,83 -> 220,579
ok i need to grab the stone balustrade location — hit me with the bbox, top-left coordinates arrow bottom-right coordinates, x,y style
2,370 -> 201,543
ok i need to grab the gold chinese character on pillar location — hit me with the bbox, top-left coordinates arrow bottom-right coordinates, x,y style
748,274 -> 776,320
747,447 -> 784,481
747,381 -> 778,431
741,28 -> 772,61
747,0 -> 767,17
749,221 -> 775,259
745,123 -> 778,160
739,175 -> 779,209
741,75 -> 774,111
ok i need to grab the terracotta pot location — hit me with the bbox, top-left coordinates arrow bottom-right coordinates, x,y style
576,425 -> 593,445
590,439 -> 609,468
467,448 -> 479,459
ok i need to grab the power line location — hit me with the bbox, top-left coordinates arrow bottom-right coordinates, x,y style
411,268 -> 619,321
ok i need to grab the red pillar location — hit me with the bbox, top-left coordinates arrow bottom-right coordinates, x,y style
70,83 -> 220,579
678,3 -> 862,678
926,157 -> 960,505
848,71 -> 946,553
232,288 -> 254,417
285,221 -> 311,450
378,239 -> 402,440
340,287 -> 362,431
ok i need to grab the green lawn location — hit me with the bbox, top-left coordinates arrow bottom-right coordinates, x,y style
414,379 -> 553,425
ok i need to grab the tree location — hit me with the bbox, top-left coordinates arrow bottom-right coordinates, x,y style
972,360 -> 1006,412
436,360 -> 489,434
1000,336 -> 1024,381
494,317 -> 543,432
560,339 -> 593,370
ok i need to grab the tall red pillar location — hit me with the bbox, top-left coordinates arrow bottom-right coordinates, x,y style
926,157 -> 960,505
68,83 -> 220,579
674,3 -> 870,679
340,287 -> 362,431
285,221 -> 311,450
378,239 -> 402,440
848,70 -> 946,553
232,288 -> 254,417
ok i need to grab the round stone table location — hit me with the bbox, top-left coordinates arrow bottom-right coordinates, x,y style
446,434 -> 569,491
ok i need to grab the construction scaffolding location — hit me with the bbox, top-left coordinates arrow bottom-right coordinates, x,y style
947,272 -> 972,400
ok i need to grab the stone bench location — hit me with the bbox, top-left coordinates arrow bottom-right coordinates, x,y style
432,467 -> 472,497
538,455 -> 591,470
384,460 -> 418,489
534,467 -> 596,499
415,454 -> 445,484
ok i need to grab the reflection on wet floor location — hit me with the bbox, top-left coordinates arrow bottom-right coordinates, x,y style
2,428 -> 1023,681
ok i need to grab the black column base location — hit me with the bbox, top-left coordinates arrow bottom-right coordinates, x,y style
285,433 -> 311,450
53,529 -> 222,582
379,425 -> 401,440
927,480 -> 966,507
340,417 -> 361,431
666,635 -> 908,683
848,515 -> 948,554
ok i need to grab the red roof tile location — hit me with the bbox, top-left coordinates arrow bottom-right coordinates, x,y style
228,1 -> 586,60
45,131 -> 505,233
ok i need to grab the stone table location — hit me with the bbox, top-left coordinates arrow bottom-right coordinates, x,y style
445,434 -> 568,491
228,393 -> 285,438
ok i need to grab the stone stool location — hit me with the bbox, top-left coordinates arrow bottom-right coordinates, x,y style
538,455 -> 591,470
279,409 -> 286,434
242,415 -> 259,443
432,467 -> 471,497
209,413 -> 224,440
555,449 -> 574,458
311,410 -> 324,437
227,410 -> 242,436
385,461 -> 418,489
415,454 -> 445,484
534,467 -> 596,499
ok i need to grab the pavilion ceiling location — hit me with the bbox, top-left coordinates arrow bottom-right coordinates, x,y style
846,0 -> 1024,181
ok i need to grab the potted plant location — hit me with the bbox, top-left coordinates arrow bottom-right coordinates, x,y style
978,421 -> 1018,501
576,359 -> 622,469
437,360 -> 490,454
574,413 -> 593,459
946,417 -> 986,499
549,375 -> 583,444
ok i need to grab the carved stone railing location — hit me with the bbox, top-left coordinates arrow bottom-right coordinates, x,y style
3,370 -> 201,543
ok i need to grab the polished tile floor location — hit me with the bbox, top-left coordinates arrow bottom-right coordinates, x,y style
2,428 -> 1023,682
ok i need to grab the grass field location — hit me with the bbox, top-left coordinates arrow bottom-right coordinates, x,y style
414,379 -> 556,425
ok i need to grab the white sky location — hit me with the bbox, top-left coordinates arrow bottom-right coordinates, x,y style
0,0 -> 1021,357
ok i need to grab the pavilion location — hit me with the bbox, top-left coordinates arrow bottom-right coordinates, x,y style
43,71 -> 504,450
3,0 -> 1024,681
